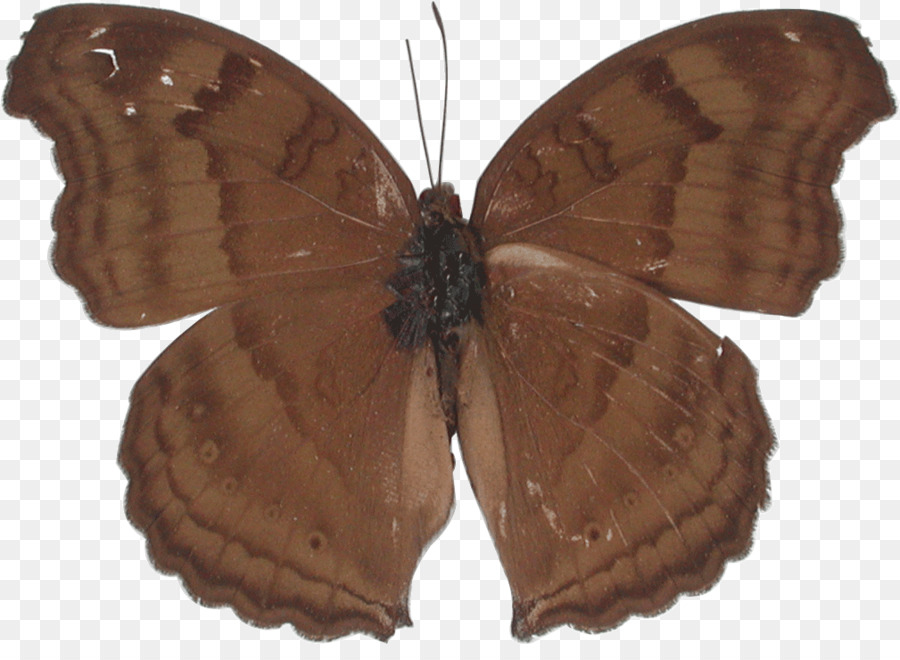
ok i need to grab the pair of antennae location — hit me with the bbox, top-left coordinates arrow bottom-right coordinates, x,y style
405,2 -> 448,189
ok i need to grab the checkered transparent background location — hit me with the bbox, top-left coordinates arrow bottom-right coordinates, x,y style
1,0 -> 897,657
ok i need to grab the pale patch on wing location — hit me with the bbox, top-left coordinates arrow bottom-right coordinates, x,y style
541,503 -> 585,546
610,509 -> 628,546
540,504 -> 564,537
485,178 -> 532,223
643,258 -> 668,275
486,243 -> 570,271
90,48 -> 119,77
373,155 -> 404,223
525,479 -> 584,544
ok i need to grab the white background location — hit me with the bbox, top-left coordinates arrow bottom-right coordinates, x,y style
1,0 -> 897,658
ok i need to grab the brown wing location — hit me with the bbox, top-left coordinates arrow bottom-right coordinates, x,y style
456,244 -> 774,639
469,10 -> 893,316
4,4 -> 418,327
118,278 -> 453,640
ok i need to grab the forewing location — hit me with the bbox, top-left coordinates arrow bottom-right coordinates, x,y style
5,4 -> 418,327
470,10 -> 893,315
118,280 -> 453,640
457,244 -> 774,638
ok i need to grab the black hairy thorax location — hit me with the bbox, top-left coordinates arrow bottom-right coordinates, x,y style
383,183 -> 486,349
383,183 -> 486,425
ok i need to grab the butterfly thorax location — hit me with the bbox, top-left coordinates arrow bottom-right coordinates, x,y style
384,183 -> 485,347
383,183 -> 486,425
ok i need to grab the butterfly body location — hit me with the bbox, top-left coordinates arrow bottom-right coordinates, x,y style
5,3 -> 892,641
384,185 -> 484,346
384,183 -> 486,423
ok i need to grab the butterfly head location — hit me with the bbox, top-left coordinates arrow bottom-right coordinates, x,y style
418,182 -> 464,227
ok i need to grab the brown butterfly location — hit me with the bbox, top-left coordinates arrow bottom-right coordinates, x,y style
5,2 -> 892,642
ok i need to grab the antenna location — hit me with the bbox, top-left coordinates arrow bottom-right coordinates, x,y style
405,40 -> 435,189
405,3 -> 450,191
432,2 -> 448,186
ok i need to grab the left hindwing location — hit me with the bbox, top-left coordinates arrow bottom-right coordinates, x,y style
120,281 -> 454,640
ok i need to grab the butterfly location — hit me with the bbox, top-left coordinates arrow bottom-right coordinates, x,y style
5,3 -> 893,642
